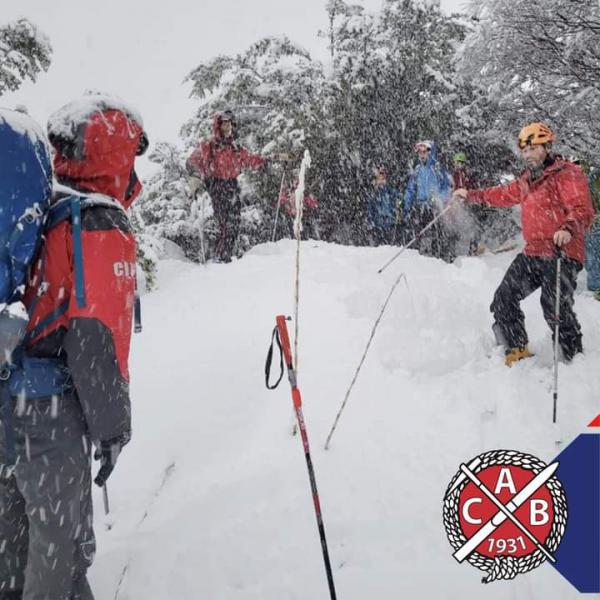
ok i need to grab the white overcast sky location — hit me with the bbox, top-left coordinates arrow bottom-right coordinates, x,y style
2,0 -> 467,170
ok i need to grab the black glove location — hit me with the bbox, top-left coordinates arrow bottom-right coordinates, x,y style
93,435 -> 128,487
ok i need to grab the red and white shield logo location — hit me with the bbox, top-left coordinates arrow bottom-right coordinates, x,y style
443,450 -> 567,582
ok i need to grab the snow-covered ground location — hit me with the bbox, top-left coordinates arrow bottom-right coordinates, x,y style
91,241 -> 599,599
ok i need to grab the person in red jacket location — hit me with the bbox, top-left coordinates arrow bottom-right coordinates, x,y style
187,110 -> 267,262
454,122 -> 594,366
451,152 -> 474,191
450,152 -> 484,255
0,95 -> 147,600
278,174 -> 319,240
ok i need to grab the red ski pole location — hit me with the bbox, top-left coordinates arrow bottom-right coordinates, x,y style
266,315 -> 338,600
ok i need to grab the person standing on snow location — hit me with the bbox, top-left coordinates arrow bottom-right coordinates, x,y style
403,140 -> 453,260
450,151 -> 484,256
186,110 -> 270,262
579,160 -> 600,301
454,122 -> 595,366
365,166 -> 401,246
278,171 -> 319,240
0,95 -> 147,599
451,152 -> 474,191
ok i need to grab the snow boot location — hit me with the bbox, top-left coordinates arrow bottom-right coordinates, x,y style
505,346 -> 534,367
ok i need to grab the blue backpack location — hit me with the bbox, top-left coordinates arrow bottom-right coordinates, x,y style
0,109 -> 52,302
0,109 -> 52,471
0,109 -> 52,363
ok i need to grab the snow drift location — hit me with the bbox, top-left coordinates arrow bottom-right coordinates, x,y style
92,240 -> 599,599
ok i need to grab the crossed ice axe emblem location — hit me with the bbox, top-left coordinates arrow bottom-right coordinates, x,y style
447,457 -> 560,563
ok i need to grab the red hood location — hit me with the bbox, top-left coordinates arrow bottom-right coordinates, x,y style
212,113 -> 223,140
212,112 -> 237,143
51,108 -> 146,209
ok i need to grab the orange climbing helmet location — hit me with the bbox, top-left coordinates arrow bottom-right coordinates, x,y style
518,122 -> 556,149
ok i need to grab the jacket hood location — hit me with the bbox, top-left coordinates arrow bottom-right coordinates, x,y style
426,142 -> 438,166
415,141 -> 438,167
48,96 -> 147,209
212,112 -> 237,142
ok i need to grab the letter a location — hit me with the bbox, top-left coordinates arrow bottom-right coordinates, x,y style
494,468 -> 517,495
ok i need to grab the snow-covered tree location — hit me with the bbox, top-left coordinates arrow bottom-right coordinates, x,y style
135,142 -> 210,264
136,140 -> 270,265
182,35 -> 326,204
460,0 -> 600,159
0,18 -> 52,95
313,0 -> 515,242
136,38 -> 326,264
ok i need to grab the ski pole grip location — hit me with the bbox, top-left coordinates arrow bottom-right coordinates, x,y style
275,315 -> 294,367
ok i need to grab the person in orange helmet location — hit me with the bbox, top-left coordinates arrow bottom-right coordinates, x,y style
454,122 -> 595,366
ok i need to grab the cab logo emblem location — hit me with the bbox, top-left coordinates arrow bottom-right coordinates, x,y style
443,450 -> 567,583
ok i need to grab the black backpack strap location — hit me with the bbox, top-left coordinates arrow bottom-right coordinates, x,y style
265,326 -> 284,390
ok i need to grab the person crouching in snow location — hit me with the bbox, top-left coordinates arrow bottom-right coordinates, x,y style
186,110 -> 268,263
454,122 -> 595,366
365,166 -> 401,246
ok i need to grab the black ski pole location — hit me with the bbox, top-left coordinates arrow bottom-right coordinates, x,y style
102,483 -> 110,514
265,315 -> 338,600
553,246 -> 562,423
134,292 -> 142,334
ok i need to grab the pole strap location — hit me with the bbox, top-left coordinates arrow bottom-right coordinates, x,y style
265,326 -> 284,390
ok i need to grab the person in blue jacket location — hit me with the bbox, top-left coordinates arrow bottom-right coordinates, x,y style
365,166 -> 401,245
403,140 -> 453,260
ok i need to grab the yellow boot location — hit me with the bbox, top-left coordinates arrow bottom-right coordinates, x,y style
505,347 -> 534,367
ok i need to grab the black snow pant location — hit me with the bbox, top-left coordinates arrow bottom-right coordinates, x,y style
206,177 -> 242,263
405,204 -> 454,262
0,392 -> 95,600
490,253 -> 583,360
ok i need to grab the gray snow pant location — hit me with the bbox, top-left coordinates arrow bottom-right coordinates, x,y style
0,392 -> 95,600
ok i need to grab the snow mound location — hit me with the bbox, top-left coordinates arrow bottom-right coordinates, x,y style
93,241 -> 599,599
